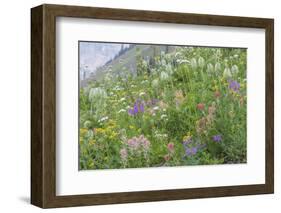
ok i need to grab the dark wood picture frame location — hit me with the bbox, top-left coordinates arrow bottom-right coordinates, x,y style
31,4 -> 274,208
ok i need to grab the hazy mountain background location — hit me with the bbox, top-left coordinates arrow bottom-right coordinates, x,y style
79,42 -> 129,78
79,42 -> 176,87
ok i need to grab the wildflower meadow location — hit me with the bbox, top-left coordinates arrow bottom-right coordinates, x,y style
79,42 -> 247,170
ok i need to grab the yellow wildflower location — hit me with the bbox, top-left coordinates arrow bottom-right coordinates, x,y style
80,128 -> 88,137
109,131 -> 118,140
183,132 -> 192,141
95,128 -> 105,134
89,139 -> 96,145
212,85 -> 219,91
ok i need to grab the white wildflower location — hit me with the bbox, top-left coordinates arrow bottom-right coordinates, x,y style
98,116 -> 108,123
177,59 -> 190,65
198,56 -> 205,68
175,52 -> 182,58
190,58 -> 197,70
155,133 -> 168,138
119,97 -> 126,102
223,67 -> 232,78
166,64 -> 173,74
88,87 -> 107,102
160,72 -> 169,81
118,109 -> 126,113
215,62 -> 221,73
112,86 -> 123,91
215,49 -> 221,55
161,114 -> 168,119
175,52 -> 181,58
231,65 -> 239,74
139,92 -> 146,96
153,106 -> 159,111
206,63 -> 214,73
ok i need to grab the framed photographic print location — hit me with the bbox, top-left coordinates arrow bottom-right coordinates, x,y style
31,4 -> 274,208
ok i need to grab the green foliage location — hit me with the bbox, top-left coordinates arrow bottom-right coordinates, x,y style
79,46 -> 247,170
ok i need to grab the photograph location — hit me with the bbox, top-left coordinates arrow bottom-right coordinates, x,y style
29,3 -> 274,208
79,42 -> 247,170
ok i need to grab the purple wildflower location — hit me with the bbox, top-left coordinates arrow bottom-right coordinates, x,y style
212,134 -> 222,142
193,147 -> 198,154
139,103 -> 145,112
128,109 -> 136,116
185,147 -> 198,156
128,100 -> 145,116
133,103 -> 138,113
228,80 -> 240,92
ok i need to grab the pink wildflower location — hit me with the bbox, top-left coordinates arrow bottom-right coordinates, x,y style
197,103 -> 205,110
167,142 -> 175,152
120,148 -> 128,161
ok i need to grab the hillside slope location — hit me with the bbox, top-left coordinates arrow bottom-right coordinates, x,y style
81,44 -> 175,88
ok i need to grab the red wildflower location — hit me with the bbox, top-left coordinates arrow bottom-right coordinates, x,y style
197,103 -> 205,110
167,142 -> 175,152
